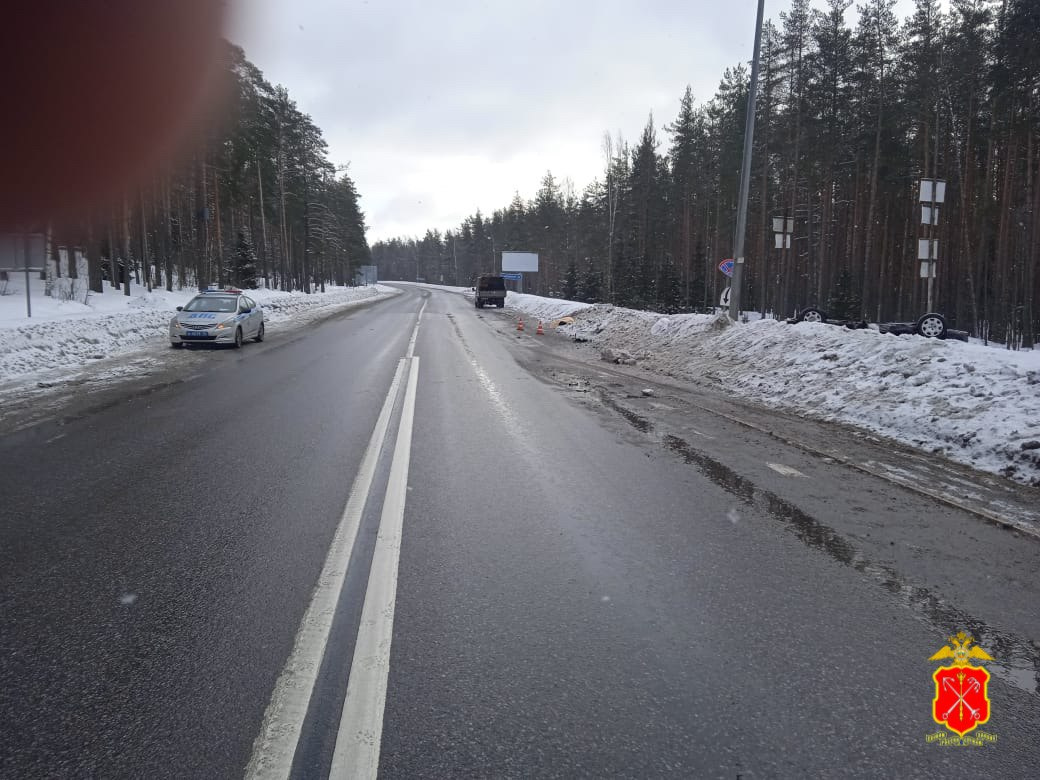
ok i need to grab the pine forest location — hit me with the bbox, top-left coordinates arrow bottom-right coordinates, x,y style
373,0 -> 1039,348
47,41 -> 370,296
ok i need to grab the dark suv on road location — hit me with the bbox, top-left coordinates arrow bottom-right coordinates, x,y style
474,275 -> 506,308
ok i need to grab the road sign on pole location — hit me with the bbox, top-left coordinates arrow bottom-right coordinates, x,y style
918,239 -> 938,260
718,259 -> 735,277
918,178 -> 945,311
919,179 -> 946,203
501,272 -> 522,281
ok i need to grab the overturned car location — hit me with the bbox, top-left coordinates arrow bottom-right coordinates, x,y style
787,308 -> 969,342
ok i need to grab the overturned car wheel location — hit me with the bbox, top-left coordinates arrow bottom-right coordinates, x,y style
797,307 -> 826,323
915,312 -> 947,339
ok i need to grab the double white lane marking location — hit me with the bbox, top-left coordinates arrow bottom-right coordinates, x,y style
329,353 -> 418,778
246,302 -> 425,780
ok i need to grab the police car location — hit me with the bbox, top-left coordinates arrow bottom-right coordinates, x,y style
169,288 -> 265,348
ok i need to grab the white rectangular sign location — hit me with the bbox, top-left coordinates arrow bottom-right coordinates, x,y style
919,179 -> 946,204
918,239 -> 938,260
920,261 -> 936,279
0,232 -> 46,269
774,233 -> 791,249
502,252 -> 539,272
921,205 -> 939,225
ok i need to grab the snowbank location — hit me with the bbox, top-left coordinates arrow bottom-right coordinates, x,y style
0,278 -> 397,385
400,282 -> 590,322
509,297 -> 1040,486
499,292 -> 590,322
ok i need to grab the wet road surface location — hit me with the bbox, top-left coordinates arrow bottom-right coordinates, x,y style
1,283 -> 1038,778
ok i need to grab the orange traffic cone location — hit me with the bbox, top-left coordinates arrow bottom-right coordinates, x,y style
516,318 -> 525,331
536,321 -> 544,335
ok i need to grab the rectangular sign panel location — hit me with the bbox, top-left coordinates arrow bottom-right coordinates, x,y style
502,252 -> 539,272
918,239 -> 938,260
919,179 -> 946,204
0,233 -> 46,269
920,261 -> 936,279
501,272 -> 522,281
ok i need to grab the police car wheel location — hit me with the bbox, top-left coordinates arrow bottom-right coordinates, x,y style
233,328 -> 243,349
254,322 -> 265,342
171,341 -> 183,349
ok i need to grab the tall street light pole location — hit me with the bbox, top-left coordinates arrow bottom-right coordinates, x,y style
728,0 -> 766,321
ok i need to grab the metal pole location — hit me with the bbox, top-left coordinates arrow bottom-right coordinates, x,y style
23,232 -> 32,318
926,192 -> 935,312
729,0 -> 766,320
927,102 -> 940,313
452,235 -> 458,286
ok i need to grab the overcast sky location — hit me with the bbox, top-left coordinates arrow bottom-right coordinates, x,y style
229,0 -> 923,243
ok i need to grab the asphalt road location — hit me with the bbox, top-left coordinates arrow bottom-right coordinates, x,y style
1,283 -> 1038,779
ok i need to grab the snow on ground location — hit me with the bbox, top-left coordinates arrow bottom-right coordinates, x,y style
0,275 -> 397,386
404,282 -> 589,322
496,292 -> 590,322
6,275 -> 1038,485
496,292 -> 1040,486
405,282 -> 472,295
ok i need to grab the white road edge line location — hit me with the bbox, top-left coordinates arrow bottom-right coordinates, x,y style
329,355 -> 420,780
243,358 -> 408,780
766,462 -> 807,478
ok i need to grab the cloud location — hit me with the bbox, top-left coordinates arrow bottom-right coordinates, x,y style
229,0 -> 923,242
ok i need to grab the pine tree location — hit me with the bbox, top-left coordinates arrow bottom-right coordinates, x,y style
827,268 -> 862,319
562,258 -> 578,299
806,0 -> 855,309
533,171 -> 565,295
368,1 -> 1035,344
666,86 -> 702,308
233,230 -> 258,289
577,257 -> 602,303
851,0 -> 900,320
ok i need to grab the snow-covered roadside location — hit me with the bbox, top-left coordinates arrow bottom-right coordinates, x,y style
402,282 -> 589,321
494,292 -> 590,322
0,279 -> 398,386
497,294 -> 1040,486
